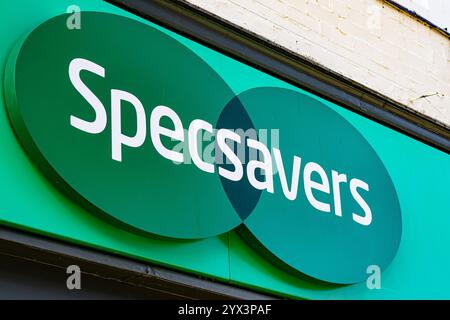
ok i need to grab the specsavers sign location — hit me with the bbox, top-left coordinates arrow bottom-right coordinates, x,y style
4,12 -> 402,284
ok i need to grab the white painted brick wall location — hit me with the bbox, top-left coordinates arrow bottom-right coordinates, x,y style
184,0 -> 450,128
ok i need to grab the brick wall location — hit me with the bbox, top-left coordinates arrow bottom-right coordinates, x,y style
183,0 -> 450,128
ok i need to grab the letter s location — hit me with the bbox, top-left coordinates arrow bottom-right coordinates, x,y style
217,129 -> 243,181
350,178 -> 372,226
69,58 -> 107,134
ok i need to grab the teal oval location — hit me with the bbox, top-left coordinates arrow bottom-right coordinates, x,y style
4,12 -> 242,239
236,87 -> 402,284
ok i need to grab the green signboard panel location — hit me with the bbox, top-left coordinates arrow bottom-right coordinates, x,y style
1,0 -> 449,298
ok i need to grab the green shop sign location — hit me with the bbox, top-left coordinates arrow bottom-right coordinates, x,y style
4,12 -> 402,284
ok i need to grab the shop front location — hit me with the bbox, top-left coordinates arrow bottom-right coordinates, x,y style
1,0 -> 449,299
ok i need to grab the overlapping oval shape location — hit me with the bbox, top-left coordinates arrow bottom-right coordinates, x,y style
4,11 -> 402,284
230,87 -> 402,284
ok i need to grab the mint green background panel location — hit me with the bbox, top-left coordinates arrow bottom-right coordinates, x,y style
1,0 -> 450,298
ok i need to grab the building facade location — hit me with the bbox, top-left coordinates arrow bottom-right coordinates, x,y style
0,0 -> 449,299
